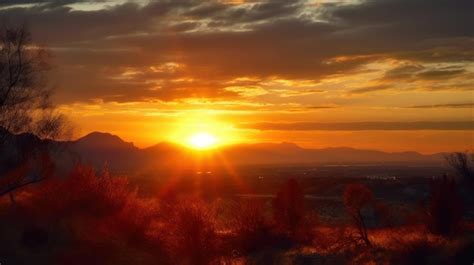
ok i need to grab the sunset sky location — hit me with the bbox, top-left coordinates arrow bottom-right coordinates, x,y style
2,0 -> 472,153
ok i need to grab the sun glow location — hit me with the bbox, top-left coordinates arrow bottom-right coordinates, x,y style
165,110 -> 245,149
188,132 -> 217,149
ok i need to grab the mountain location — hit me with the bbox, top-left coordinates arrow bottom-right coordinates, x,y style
219,144 -> 443,165
74,132 -> 136,150
1,131 -> 446,174
68,132 -> 142,171
68,132 -> 444,169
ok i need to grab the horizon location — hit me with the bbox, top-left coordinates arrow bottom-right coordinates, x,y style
72,130 -> 456,155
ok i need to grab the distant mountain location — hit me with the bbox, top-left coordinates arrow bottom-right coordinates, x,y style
219,144 -> 443,165
1,131 -> 446,174
74,132 -> 136,150
68,132 -> 142,171
69,132 -> 444,169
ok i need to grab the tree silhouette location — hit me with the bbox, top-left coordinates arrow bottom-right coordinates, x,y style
0,24 -> 66,140
0,25 -> 67,201
343,183 -> 373,247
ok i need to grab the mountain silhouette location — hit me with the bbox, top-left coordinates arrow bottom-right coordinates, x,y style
67,132 -> 444,170
1,131 -> 446,173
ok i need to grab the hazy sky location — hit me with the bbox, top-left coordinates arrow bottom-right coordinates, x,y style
2,0 -> 473,152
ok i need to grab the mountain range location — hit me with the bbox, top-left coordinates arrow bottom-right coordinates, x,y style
1,131 -> 446,174
67,132 -> 445,171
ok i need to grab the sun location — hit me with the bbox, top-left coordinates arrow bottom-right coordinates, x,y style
188,132 -> 217,149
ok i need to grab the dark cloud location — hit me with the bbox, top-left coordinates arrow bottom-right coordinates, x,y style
242,121 -> 474,131
0,0 -> 106,9
0,0 -> 63,6
380,64 -> 468,86
408,103 -> 474,109
417,69 -> 465,80
0,0 -> 471,103
183,1 -> 305,26
307,105 -> 338,109
327,0 -> 473,39
381,64 -> 423,81
349,85 -> 391,94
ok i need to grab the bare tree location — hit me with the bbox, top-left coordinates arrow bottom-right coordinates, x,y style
0,24 -> 67,201
0,24 -> 66,141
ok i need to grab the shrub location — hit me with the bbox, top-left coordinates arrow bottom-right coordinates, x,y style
273,178 -> 306,239
343,183 -> 373,247
374,201 -> 394,228
230,200 -> 273,255
426,175 -> 463,236
25,163 -> 167,264
389,238 -> 441,265
29,163 -> 131,222
451,240 -> 474,265
165,199 -> 219,265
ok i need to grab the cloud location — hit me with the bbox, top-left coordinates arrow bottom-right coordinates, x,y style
381,64 -> 424,81
407,103 -> 474,109
241,121 -> 474,131
307,105 -> 338,109
348,85 -> 391,94
0,0 -> 471,103
417,69 -> 465,80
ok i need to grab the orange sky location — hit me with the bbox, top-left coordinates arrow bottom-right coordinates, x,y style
3,0 -> 472,153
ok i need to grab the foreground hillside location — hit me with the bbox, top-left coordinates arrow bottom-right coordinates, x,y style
1,131 -> 471,264
0,162 -> 473,265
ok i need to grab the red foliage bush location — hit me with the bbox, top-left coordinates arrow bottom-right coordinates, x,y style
24,163 -> 168,264
164,199 -> 220,265
30,163 -> 130,221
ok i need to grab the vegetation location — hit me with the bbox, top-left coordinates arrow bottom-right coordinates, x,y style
0,24 -> 67,141
343,183 -> 374,247
426,175 -> 463,236
445,152 -> 473,189
273,178 -> 308,243
0,159 -> 471,265
0,25 -> 68,202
